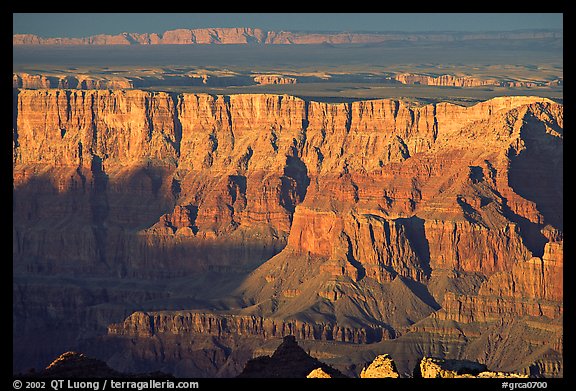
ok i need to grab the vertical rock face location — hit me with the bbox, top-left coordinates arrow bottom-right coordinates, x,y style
15,89 -> 178,167
13,90 -> 563,377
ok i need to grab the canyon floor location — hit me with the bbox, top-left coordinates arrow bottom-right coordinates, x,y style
13,30 -> 562,378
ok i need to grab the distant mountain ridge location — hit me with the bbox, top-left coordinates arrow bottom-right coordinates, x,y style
13,27 -> 562,45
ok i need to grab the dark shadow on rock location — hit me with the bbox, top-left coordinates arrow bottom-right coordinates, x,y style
91,156 -> 109,267
398,276 -> 441,311
395,216 -> 432,278
508,111 -> 563,231
343,232 -> 366,281
13,165 -> 285,278
456,195 -> 483,226
13,89 -> 19,148
280,155 -> 310,216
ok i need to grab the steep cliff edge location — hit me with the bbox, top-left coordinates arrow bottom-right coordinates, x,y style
13,91 -> 563,376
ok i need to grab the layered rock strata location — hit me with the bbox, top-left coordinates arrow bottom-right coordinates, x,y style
108,311 -> 385,343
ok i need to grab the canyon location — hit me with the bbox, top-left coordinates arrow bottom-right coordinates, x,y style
13,89 -> 562,377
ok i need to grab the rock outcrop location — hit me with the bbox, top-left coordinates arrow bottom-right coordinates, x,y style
360,354 -> 400,378
395,73 -> 499,87
307,368 -> 334,378
393,73 -> 564,89
237,336 -> 346,378
42,352 -> 123,378
14,29 -> 562,46
414,357 -> 528,378
253,75 -> 297,85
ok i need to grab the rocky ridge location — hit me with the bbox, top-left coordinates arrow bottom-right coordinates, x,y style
13,28 -> 562,46
394,73 -> 562,88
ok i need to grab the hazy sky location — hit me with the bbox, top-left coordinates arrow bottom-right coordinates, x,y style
13,13 -> 562,37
